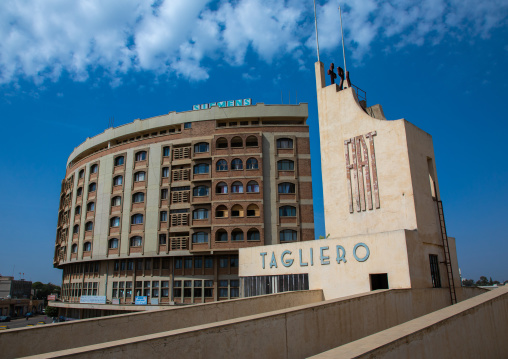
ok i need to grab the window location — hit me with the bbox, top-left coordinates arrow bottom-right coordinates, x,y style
130,236 -> 142,247
205,257 -> 213,268
73,224 -> 79,234
173,280 -> 182,298
230,280 -> 240,298
231,204 -> 243,217
370,274 -> 389,290
184,257 -> 192,269
231,158 -> 243,170
204,280 -> 213,297
231,229 -> 243,241
246,136 -> 258,147
231,181 -> 243,193
160,211 -> 168,222
78,169 -> 84,179
231,136 -> 243,148
216,229 -> 228,242
184,122 -> 192,129
194,142 -> 209,153
109,238 -> 119,249
77,187 -> 83,196
247,204 -> 259,217
110,217 -> 120,227
90,164 -> 98,173
219,257 -> 229,269
162,167 -> 169,178
280,229 -> 297,242
135,151 -> 147,161
88,182 -> 97,192
216,137 -> 228,148
194,257 -> 202,269
193,209 -> 208,220
193,186 -> 209,197
162,146 -> 170,157
132,192 -> 145,203
277,160 -> 294,171
71,244 -> 78,253
277,138 -> 293,149
134,171 -> 146,182
75,206 -> 81,215
246,158 -> 258,170
159,234 -> 167,245
246,181 -> 259,193
113,175 -> 123,186
216,159 -> 228,171
194,163 -> 209,174
216,182 -> 228,194
219,280 -> 228,297
111,196 -> 121,206
131,214 -> 143,225
247,229 -> 260,241
216,205 -> 228,218
279,206 -> 297,217
161,281 -> 169,297
278,182 -> 295,194
175,258 -> 182,269
429,254 -> 441,288
161,189 -> 168,199
192,232 -> 208,243
85,221 -> 93,231
183,280 -> 192,297
114,156 -> 124,166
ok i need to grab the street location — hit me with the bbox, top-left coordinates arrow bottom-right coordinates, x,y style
1,315 -> 53,330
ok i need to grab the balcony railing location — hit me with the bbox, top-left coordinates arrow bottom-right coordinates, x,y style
170,236 -> 189,250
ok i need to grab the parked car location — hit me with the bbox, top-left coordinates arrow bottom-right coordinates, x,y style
0,316 -> 11,322
25,312 -> 34,317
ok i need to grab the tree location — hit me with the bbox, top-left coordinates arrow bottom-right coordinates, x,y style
32,282 -> 61,300
462,278 -> 474,287
44,306 -> 58,317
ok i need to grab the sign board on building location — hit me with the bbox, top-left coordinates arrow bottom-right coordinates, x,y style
135,296 -> 148,305
151,298 -> 159,305
80,296 -> 106,304
112,299 -> 120,305
47,295 -> 56,301
193,98 -> 252,111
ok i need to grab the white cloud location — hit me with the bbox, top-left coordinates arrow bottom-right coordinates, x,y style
0,0 -> 505,85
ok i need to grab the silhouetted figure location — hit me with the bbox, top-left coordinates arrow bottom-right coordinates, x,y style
327,63 -> 337,85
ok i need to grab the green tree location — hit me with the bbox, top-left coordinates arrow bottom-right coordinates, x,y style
44,306 -> 58,317
462,278 -> 474,287
32,282 -> 61,300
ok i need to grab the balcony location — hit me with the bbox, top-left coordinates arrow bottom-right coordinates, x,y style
170,236 -> 189,250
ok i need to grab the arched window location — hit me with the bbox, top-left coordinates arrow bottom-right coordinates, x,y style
90,164 -> 98,173
83,242 -> 91,251
110,217 -> 120,227
88,182 -> 97,192
192,232 -> 208,243
231,229 -> 243,241
113,175 -> 123,186
246,181 -> 259,193
216,229 -> 228,242
194,142 -> 209,153
277,138 -> 293,149
246,136 -> 258,147
247,204 -> 260,217
216,159 -> 228,171
279,206 -> 297,217
216,205 -> 228,218
77,187 -> 83,196
131,214 -> 144,225
280,229 -> 297,242
193,208 -> 209,220
247,228 -> 260,241
73,224 -> 79,234
130,236 -> 142,247
75,205 -> 81,215
246,158 -> 258,170
160,211 -> 168,222
216,182 -> 228,194
78,169 -> 84,179
109,238 -> 119,249
231,181 -> 243,193
111,196 -> 121,206
216,137 -> 228,149
277,160 -> 294,171
132,192 -> 145,203
85,221 -> 93,231
86,202 -> 95,212
71,244 -> 78,253
162,167 -> 169,178
114,156 -> 124,166
134,171 -> 146,182
231,204 -> 244,217
278,182 -> 295,194
231,158 -> 243,170
193,186 -> 209,197
135,151 -> 147,161
194,163 -> 209,174
231,136 -> 243,148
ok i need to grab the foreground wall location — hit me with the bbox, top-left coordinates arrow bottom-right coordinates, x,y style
310,286 -> 508,359
26,289 -> 463,359
1,290 -> 323,359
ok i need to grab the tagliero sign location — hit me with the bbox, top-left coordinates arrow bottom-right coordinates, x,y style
193,98 -> 252,110
259,243 -> 370,269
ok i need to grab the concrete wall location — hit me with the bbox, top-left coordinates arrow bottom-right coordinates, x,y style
24,288 -> 472,359
1,290 -> 322,359
309,286 -> 508,359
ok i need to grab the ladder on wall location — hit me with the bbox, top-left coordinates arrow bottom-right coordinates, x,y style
436,200 -> 457,304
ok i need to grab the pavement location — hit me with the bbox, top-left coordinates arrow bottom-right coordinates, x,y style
0,315 -> 53,330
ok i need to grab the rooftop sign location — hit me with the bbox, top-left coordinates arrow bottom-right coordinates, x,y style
193,98 -> 252,111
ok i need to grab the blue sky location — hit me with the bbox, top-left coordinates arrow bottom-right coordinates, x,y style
0,0 -> 507,284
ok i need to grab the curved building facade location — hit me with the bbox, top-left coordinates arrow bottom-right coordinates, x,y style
54,102 -> 314,312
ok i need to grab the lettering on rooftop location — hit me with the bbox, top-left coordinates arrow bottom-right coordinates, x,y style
193,98 -> 252,111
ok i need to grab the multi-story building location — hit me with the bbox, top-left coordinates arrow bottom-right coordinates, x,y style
53,102 -> 314,316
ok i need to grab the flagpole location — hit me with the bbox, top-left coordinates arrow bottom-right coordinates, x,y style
339,4 -> 347,77
314,0 -> 320,62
